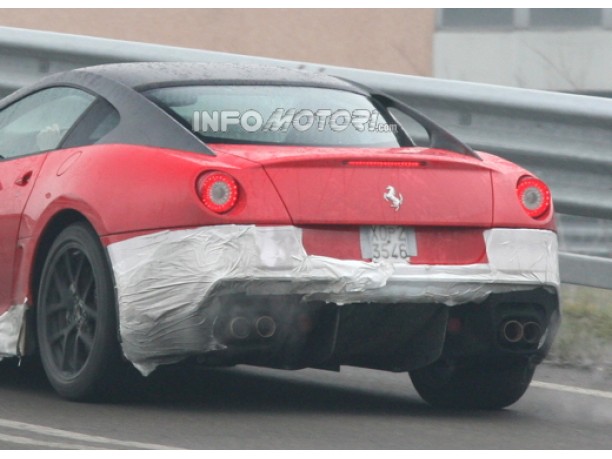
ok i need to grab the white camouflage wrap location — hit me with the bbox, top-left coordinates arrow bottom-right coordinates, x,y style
106,225 -> 559,375
0,303 -> 27,360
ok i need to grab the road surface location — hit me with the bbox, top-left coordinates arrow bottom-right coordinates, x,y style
0,360 -> 610,449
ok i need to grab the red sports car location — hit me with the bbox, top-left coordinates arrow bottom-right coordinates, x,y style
0,63 -> 560,408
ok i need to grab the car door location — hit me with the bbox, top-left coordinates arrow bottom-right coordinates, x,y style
0,87 -> 96,315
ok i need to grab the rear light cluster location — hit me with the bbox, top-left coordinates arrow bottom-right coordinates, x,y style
516,176 -> 551,218
197,171 -> 239,214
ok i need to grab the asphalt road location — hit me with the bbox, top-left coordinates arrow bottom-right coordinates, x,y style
0,359 -> 610,449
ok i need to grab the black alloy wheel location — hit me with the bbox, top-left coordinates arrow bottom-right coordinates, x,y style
37,223 -> 121,401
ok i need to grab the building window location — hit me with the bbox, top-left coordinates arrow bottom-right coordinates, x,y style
529,8 -> 602,28
439,8 -> 609,30
439,9 -> 514,29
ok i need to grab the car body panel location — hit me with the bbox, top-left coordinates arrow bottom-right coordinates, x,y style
8,143 -> 292,308
214,145 -> 494,226
217,144 -> 555,230
0,153 -> 47,314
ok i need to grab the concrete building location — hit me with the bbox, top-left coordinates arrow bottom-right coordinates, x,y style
434,8 -> 612,95
3,8 -> 611,95
0,9 -> 436,77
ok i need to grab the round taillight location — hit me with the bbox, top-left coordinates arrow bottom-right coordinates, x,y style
517,177 -> 551,218
198,172 -> 239,214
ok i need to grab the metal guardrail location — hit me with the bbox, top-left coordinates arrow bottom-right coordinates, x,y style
0,27 -> 610,290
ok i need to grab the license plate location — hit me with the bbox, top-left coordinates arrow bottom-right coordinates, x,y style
360,226 -> 417,262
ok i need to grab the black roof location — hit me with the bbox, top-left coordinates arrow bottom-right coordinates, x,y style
76,62 -> 358,91
0,62 -> 477,159
0,62 -> 366,156
0,62 -> 363,113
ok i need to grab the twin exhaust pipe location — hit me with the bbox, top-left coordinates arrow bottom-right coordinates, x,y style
229,316 -> 277,340
500,319 -> 542,345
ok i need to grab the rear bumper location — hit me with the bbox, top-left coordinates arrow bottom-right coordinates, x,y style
106,225 -> 559,375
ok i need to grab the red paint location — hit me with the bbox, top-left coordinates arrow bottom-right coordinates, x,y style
1,143 -> 555,316
7,144 -> 292,311
0,153 -> 48,310
301,226 -> 487,265
215,145 -> 495,227
302,226 -> 363,260
410,228 -> 488,265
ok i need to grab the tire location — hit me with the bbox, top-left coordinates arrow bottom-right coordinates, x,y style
37,222 -> 121,401
409,357 -> 535,410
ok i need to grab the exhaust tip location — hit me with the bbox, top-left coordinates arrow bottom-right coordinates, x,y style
523,321 -> 542,344
501,320 -> 524,343
255,316 -> 277,338
229,317 -> 250,339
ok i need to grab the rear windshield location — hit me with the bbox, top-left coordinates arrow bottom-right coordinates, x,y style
145,85 -> 400,148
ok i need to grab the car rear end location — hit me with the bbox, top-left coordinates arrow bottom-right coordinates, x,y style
103,143 -> 558,381
103,77 -> 559,408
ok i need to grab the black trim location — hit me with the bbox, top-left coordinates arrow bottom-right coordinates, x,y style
335,77 -> 481,160
60,98 -> 120,150
134,79 -> 369,94
0,71 -> 213,156
373,93 -> 481,160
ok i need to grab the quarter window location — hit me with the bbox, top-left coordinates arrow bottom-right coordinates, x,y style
0,87 -> 95,160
